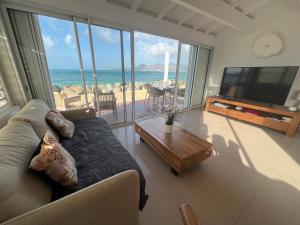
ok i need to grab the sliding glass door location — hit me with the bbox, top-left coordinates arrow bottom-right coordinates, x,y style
190,47 -> 211,107
176,43 -> 198,110
132,31 -> 208,118
90,25 -> 132,124
10,9 -> 211,125
37,14 -> 133,125
133,31 -> 179,118
38,15 -> 89,110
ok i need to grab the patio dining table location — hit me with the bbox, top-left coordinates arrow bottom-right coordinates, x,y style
150,84 -> 175,111
151,84 -> 175,91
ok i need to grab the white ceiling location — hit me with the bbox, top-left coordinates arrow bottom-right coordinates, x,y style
4,0 -> 300,46
104,0 -> 297,36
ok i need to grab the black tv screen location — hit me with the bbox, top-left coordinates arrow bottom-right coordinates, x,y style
219,66 -> 298,105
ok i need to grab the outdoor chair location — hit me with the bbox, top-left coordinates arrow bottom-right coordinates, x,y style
53,91 -> 82,110
94,91 -> 117,118
145,86 -> 165,111
144,83 -> 151,100
165,87 -> 175,105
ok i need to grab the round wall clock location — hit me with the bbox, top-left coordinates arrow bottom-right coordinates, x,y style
252,33 -> 284,58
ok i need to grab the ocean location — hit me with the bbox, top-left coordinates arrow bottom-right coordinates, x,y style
49,69 -> 187,87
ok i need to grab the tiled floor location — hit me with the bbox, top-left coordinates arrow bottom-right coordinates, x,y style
112,108 -> 300,225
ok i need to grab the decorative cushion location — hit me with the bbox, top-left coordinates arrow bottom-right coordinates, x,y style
46,110 -> 74,138
9,100 -> 58,140
29,132 -> 78,187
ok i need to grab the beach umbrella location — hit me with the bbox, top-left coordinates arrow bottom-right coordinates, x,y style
163,51 -> 169,88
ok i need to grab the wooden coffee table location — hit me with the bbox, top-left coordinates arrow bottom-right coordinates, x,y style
135,117 -> 213,175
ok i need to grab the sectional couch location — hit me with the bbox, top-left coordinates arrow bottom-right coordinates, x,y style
0,100 -> 146,225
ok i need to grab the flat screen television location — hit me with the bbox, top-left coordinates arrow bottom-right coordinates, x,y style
219,66 -> 298,105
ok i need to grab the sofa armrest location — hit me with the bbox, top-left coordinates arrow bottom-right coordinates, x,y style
60,108 -> 96,122
2,170 -> 140,225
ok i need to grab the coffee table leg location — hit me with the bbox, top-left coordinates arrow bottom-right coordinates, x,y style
171,168 -> 179,176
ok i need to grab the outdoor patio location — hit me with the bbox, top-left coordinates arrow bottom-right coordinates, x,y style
99,97 -> 185,124
53,80 -> 187,124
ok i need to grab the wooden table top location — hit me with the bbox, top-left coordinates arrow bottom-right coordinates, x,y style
135,117 -> 213,160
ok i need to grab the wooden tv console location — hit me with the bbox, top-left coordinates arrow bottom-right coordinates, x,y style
205,96 -> 300,137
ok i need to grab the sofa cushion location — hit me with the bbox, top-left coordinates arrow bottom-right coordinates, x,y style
0,120 -> 52,223
46,110 -> 74,138
30,132 -> 78,187
9,99 -> 57,140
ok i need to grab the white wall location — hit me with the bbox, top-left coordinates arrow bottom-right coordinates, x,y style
207,10 -> 300,108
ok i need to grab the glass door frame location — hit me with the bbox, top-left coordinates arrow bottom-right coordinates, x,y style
86,21 -> 135,126
172,42 -> 213,112
30,12 -> 135,126
186,44 -> 199,108
173,41 -> 199,112
190,46 -> 213,108
130,29 -> 135,122
73,16 -> 90,109
178,42 -> 199,111
172,41 -> 181,111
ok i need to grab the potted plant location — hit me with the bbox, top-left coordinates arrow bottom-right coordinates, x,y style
165,110 -> 176,133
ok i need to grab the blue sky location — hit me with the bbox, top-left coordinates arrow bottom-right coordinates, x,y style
38,15 -> 189,70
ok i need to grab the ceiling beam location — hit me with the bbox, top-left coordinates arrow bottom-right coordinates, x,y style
205,23 -> 222,34
171,0 -> 254,32
157,1 -> 176,19
231,0 -> 244,8
243,0 -> 269,15
193,17 -> 210,30
17,0 -> 215,46
178,11 -> 194,26
131,0 -> 144,11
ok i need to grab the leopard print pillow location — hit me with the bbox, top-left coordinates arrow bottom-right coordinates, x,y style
46,110 -> 74,138
30,132 -> 78,187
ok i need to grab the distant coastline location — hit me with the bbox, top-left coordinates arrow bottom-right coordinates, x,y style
49,69 -> 186,87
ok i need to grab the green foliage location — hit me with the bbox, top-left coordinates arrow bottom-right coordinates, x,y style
165,111 -> 176,125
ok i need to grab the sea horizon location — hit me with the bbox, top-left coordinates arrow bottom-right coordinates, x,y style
49,69 -> 187,87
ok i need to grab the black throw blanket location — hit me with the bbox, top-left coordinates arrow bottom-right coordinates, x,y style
52,118 -> 148,210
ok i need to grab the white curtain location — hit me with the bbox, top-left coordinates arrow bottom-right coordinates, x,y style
8,9 -> 55,108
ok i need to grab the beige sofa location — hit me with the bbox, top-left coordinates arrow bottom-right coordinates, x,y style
0,100 -> 140,225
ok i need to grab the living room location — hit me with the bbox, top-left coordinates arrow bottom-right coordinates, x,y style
0,1 -> 299,225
